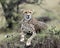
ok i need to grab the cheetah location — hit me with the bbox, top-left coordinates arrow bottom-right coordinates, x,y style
20,9 -> 47,46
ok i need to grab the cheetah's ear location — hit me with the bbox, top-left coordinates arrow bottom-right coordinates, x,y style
30,9 -> 35,14
20,9 -> 26,14
30,9 -> 34,13
20,9 -> 28,14
20,9 -> 24,13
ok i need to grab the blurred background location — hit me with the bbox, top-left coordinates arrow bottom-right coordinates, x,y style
0,0 -> 60,48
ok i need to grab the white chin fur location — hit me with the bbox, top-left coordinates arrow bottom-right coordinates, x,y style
24,15 -> 31,21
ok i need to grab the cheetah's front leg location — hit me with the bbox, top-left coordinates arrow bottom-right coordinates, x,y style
20,32 -> 25,42
26,32 -> 36,46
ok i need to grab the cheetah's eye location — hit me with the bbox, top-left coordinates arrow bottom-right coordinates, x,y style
25,12 -> 27,13
29,12 -> 31,13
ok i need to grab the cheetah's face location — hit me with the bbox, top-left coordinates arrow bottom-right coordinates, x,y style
23,10 -> 34,20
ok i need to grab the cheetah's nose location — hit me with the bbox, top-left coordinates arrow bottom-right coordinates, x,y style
27,15 -> 30,17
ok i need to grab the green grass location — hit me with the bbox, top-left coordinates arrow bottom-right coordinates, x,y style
0,31 -> 20,42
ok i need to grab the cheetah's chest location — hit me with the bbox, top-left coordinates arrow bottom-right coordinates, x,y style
21,23 -> 34,33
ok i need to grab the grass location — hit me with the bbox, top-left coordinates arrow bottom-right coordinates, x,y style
0,31 -> 20,42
